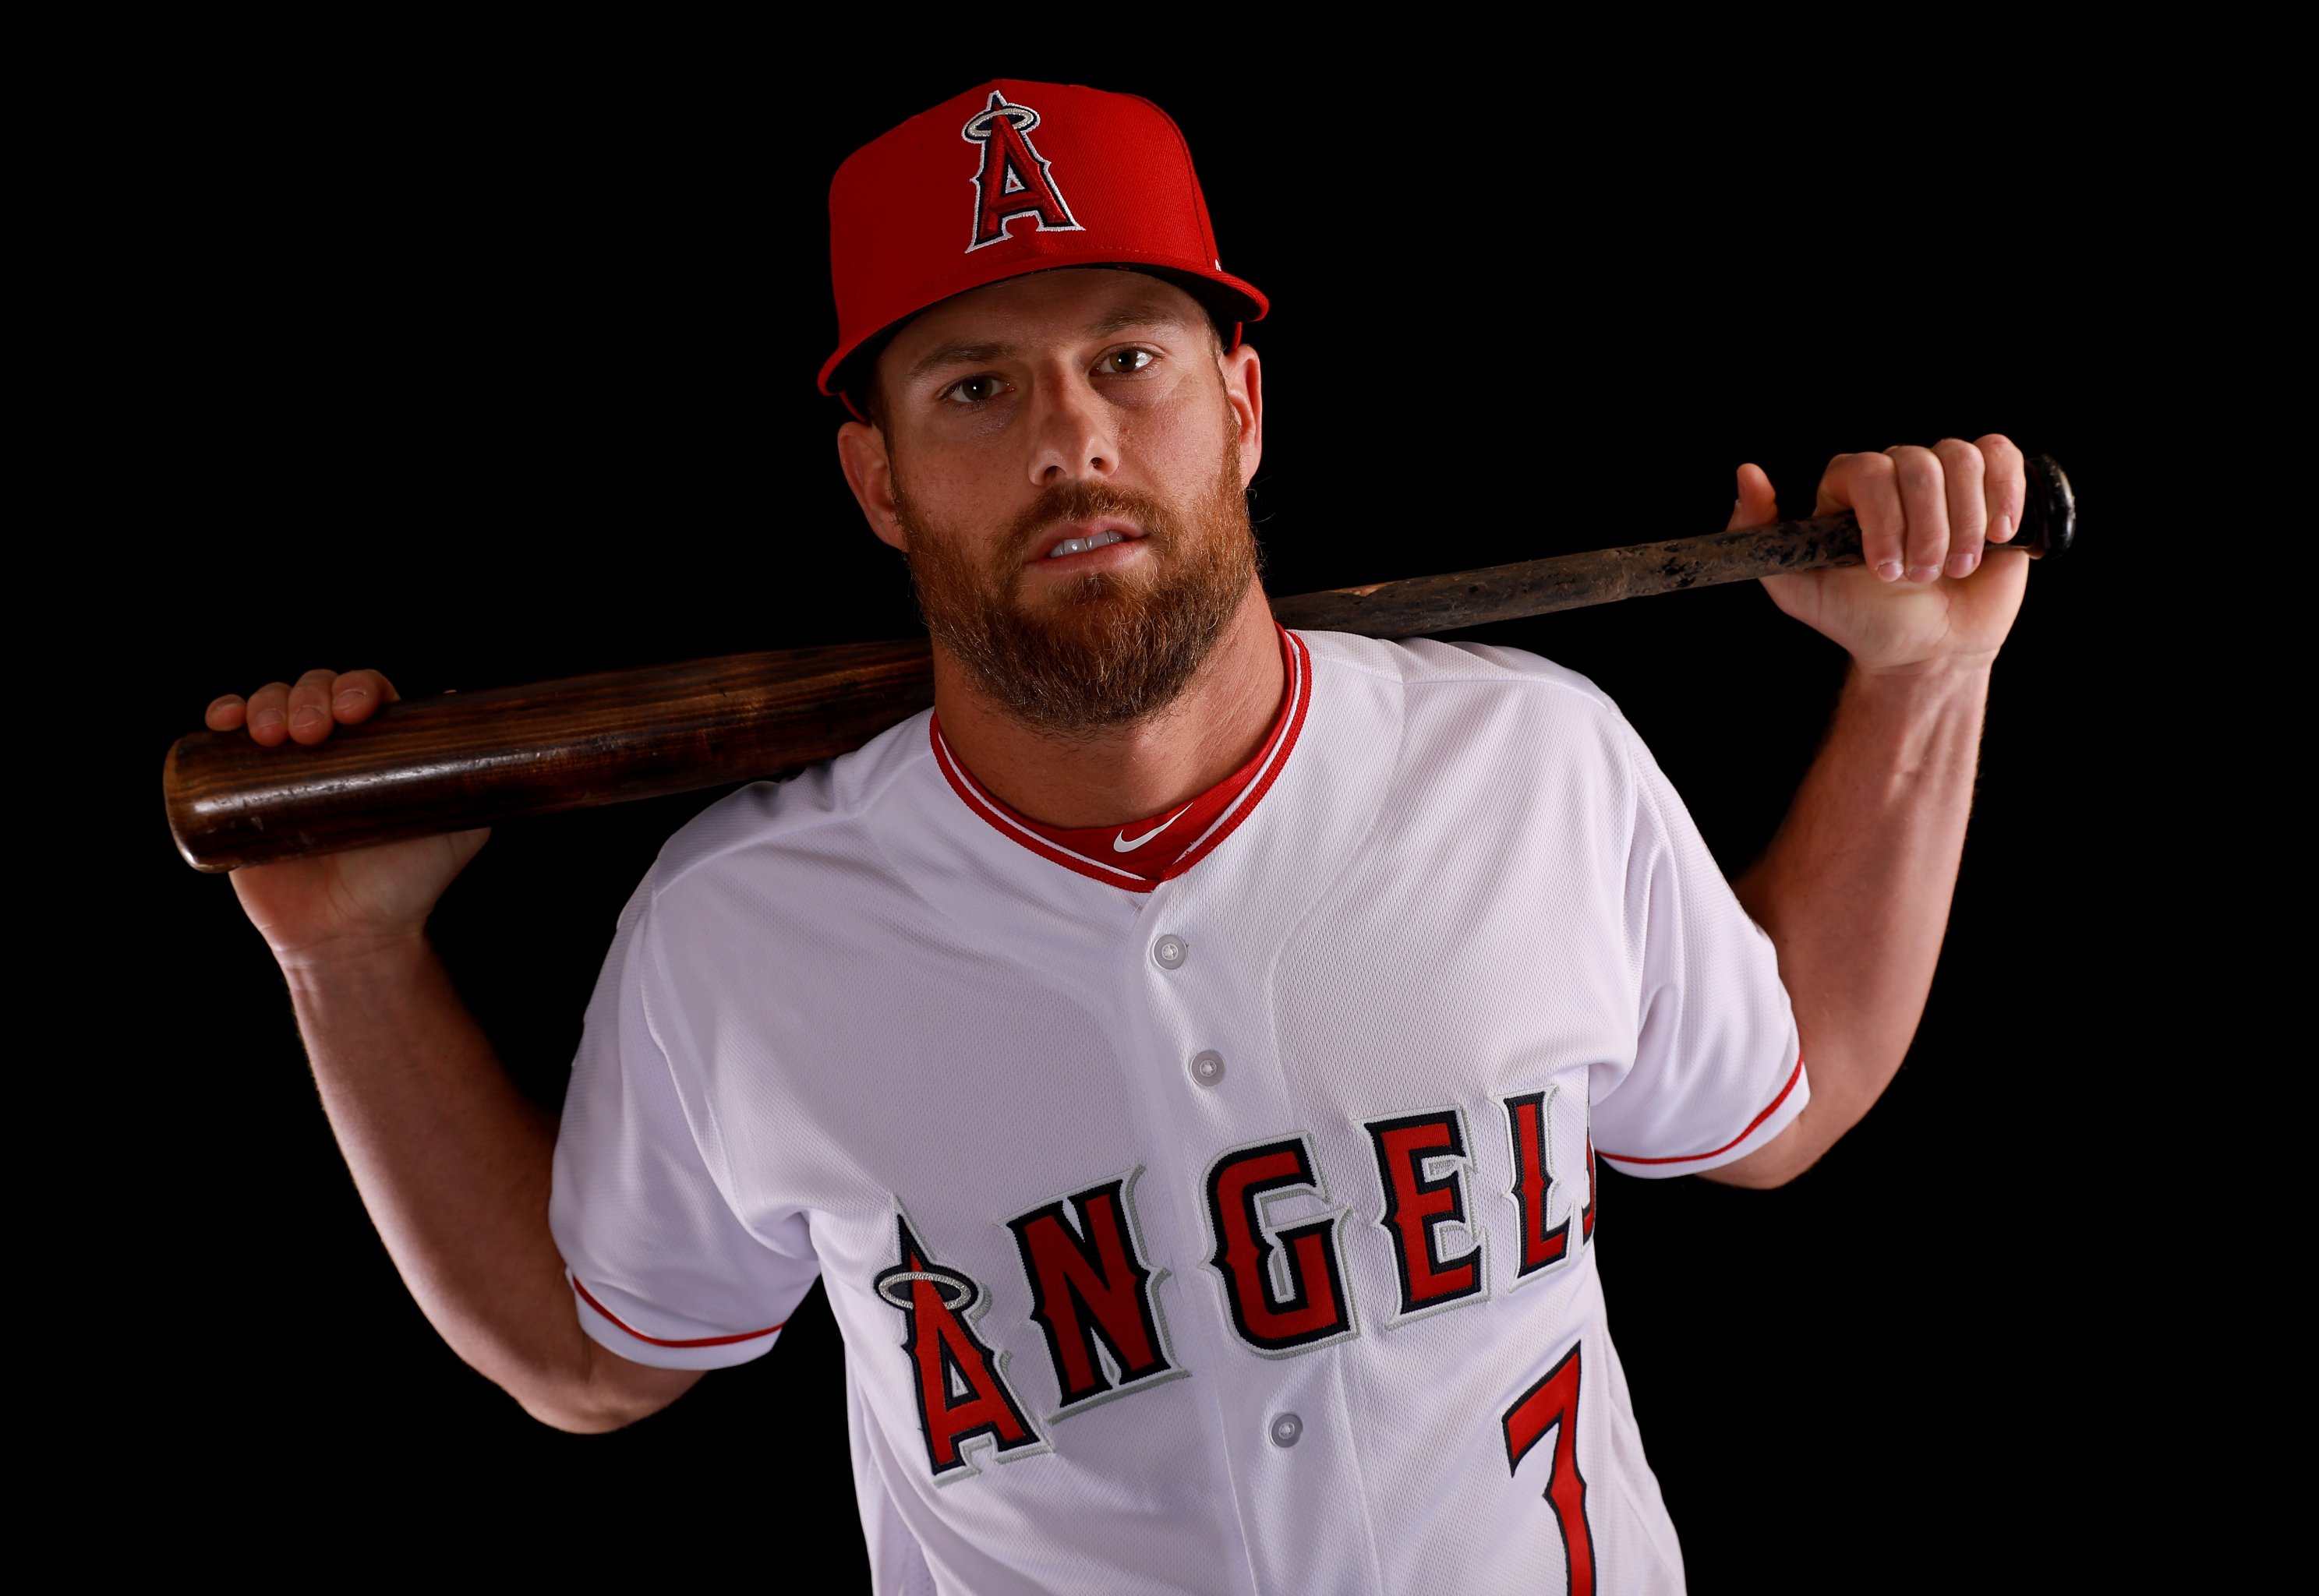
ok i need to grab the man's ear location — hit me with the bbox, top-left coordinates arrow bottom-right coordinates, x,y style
837,420 -> 908,552
1219,342 -> 1263,488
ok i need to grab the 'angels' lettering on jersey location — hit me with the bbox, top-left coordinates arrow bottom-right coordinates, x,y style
878,1089 -> 1596,1481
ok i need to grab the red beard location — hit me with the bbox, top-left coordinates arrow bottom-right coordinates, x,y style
895,438 -> 1260,737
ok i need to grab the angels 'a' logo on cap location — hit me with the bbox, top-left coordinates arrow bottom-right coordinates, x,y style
961,90 -> 1082,253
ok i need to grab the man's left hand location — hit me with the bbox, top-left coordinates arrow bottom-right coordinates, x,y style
1738,435 -> 2031,673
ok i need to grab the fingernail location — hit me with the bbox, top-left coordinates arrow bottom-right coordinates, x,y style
1946,549 -> 1977,578
292,706 -> 323,727
1907,564 -> 1940,583
1991,514 -> 2013,543
1875,560 -> 1904,581
334,689 -> 369,711
252,708 -> 285,729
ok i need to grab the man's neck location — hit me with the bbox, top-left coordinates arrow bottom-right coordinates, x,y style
930,584 -> 1285,829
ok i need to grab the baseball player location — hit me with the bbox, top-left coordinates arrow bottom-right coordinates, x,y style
199,81 -> 2032,1593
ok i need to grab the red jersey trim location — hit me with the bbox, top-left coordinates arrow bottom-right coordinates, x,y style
930,627 -> 1313,893
1165,630 -> 1312,881
931,730 -> 1151,888
1598,1054 -> 1806,1167
571,1274 -> 785,1348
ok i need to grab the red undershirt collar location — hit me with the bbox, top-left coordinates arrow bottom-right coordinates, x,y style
930,626 -> 1313,893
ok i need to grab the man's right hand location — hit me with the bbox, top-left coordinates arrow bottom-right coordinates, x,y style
205,669 -> 487,966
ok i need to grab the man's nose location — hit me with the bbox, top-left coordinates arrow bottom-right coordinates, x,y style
1027,380 -> 1117,488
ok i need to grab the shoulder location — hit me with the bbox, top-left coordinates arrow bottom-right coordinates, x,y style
635,708 -> 935,917
1296,629 -> 1638,754
1289,632 -> 1660,839
1299,628 -> 1617,707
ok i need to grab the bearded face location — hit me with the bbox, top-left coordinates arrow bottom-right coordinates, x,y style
893,428 -> 1260,738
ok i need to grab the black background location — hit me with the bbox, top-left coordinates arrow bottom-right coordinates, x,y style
94,40 -> 2185,1591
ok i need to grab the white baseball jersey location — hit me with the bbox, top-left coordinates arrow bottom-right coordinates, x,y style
550,628 -> 1805,1595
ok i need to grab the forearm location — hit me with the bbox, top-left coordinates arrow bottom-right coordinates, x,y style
281,936 -> 676,1429
1720,659 -> 1990,1182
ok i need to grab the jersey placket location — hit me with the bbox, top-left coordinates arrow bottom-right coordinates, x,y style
1112,856 -> 1390,1594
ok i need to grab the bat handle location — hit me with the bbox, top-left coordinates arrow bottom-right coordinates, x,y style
2016,452 -> 2076,557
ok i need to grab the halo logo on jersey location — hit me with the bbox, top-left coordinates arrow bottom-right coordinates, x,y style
1204,1134 -> 1357,1355
1005,1170 -> 1184,1418
875,1211 -> 1046,1481
962,90 -> 1081,252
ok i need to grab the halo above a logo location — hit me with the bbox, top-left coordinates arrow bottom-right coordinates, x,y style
876,1265 -> 977,1313
961,94 -> 1040,142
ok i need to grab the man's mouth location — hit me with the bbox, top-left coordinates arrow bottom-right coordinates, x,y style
1033,519 -> 1144,563
1048,530 -> 1126,559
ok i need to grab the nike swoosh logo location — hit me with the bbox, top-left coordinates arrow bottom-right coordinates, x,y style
1114,804 -> 1194,853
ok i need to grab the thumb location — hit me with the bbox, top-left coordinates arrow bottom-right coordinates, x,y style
1724,463 -> 1778,532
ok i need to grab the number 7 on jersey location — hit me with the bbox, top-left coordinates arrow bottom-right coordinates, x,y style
1504,1343 -> 1596,1594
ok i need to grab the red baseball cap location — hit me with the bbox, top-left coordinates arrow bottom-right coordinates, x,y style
819,79 -> 1269,401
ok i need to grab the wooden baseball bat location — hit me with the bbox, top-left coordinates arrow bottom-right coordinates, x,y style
164,454 -> 2074,872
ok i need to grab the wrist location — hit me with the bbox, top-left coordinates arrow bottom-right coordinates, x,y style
274,925 -> 434,987
1835,655 -> 1992,772
1848,649 -> 1997,694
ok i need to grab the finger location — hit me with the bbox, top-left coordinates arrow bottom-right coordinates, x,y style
1885,445 -> 1948,584
1932,438 -> 1987,579
245,682 -> 294,747
1977,433 -> 2026,543
287,669 -> 341,746
1820,452 -> 1906,581
1723,464 -> 1780,532
331,668 -> 400,725
205,694 -> 246,731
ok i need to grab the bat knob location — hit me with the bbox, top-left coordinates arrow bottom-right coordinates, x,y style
2016,453 -> 2076,558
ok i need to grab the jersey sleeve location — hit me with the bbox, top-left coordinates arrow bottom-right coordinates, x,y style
549,877 -> 822,1369
1588,716 -> 1808,1178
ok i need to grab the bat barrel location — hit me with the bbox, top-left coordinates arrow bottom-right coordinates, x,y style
164,640 -> 934,872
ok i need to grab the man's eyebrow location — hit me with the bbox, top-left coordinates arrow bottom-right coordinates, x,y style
902,341 -> 1015,386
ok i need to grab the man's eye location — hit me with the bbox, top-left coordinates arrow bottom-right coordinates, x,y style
940,375 -> 1009,404
1101,349 -> 1156,375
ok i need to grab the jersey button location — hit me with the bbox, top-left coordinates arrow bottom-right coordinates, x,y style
1269,1412 -> 1303,1449
1190,1050 -> 1225,1086
1151,934 -> 1189,971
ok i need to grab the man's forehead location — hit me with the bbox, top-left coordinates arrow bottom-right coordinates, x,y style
883,270 -> 1209,380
